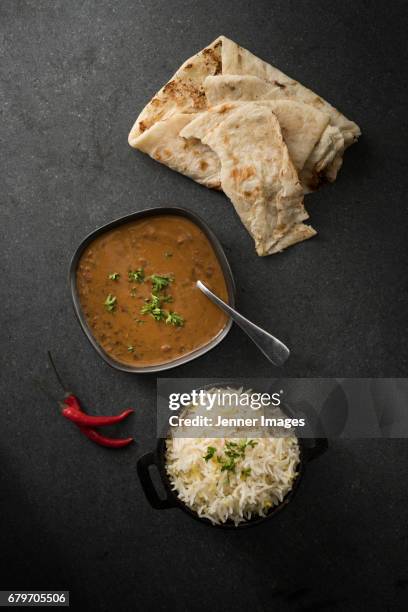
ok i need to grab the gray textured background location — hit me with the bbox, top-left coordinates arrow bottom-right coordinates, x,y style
1,1 -> 408,610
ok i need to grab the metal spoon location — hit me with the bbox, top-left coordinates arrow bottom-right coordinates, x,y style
196,280 -> 290,367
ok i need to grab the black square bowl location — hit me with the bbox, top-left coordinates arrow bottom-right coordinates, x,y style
69,207 -> 236,374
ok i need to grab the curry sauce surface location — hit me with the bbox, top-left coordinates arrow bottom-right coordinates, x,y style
76,215 -> 229,367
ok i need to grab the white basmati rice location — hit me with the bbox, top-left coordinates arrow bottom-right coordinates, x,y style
165,435 -> 300,526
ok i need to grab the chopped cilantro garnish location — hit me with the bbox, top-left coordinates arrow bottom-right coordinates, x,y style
203,446 -> 217,462
149,274 -> 173,293
165,311 -> 184,327
215,440 -> 258,473
141,294 -> 166,321
138,272 -> 184,325
128,268 -> 145,283
108,272 -> 120,281
220,457 -> 236,472
104,294 -> 117,312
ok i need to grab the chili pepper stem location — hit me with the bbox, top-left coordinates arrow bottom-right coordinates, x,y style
47,351 -> 69,393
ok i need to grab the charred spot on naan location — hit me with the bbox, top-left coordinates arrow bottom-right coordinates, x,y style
138,112 -> 164,133
153,148 -> 172,162
229,166 -> 262,203
183,137 -> 201,150
243,187 -> 261,200
202,41 -> 222,75
230,166 -> 256,182
162,78 -> 207,110
307,168 -> 328,191
217,104 -> 234,115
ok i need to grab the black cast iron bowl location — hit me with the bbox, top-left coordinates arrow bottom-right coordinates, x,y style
69,207 -> 236,374
138,436 -> 328,529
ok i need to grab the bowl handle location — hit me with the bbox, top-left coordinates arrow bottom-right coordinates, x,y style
303,438 -> 328,462
137,452 -> 176,510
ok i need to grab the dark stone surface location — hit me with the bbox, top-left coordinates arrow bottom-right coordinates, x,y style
1,1 -> 408,610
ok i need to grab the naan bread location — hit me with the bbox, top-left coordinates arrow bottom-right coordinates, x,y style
134,113 -> 221,188
129,36 -> 359,189
128,37 -> 222,144
181,100 -> 329,184
128,36 -> 360,255
219,38 -> 360,189
186,102 -> 316,255
220,38 -> 360,147
203,74 -> 355,191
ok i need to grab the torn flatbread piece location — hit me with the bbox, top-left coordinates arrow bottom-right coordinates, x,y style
181,100 -> 330,188
219,37 -> 360,158
203,74 -> 352,191
134,113 -> 221,188
128,37 -> 222,143
185,101 -> 316,255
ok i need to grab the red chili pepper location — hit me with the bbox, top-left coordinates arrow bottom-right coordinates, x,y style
47,352 -> 134,449
60,395 -> 134,448
78,426 -> 133,448
62,394 -> 134,427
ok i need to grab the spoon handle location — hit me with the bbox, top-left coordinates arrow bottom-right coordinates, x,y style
196,280 -> 290,367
